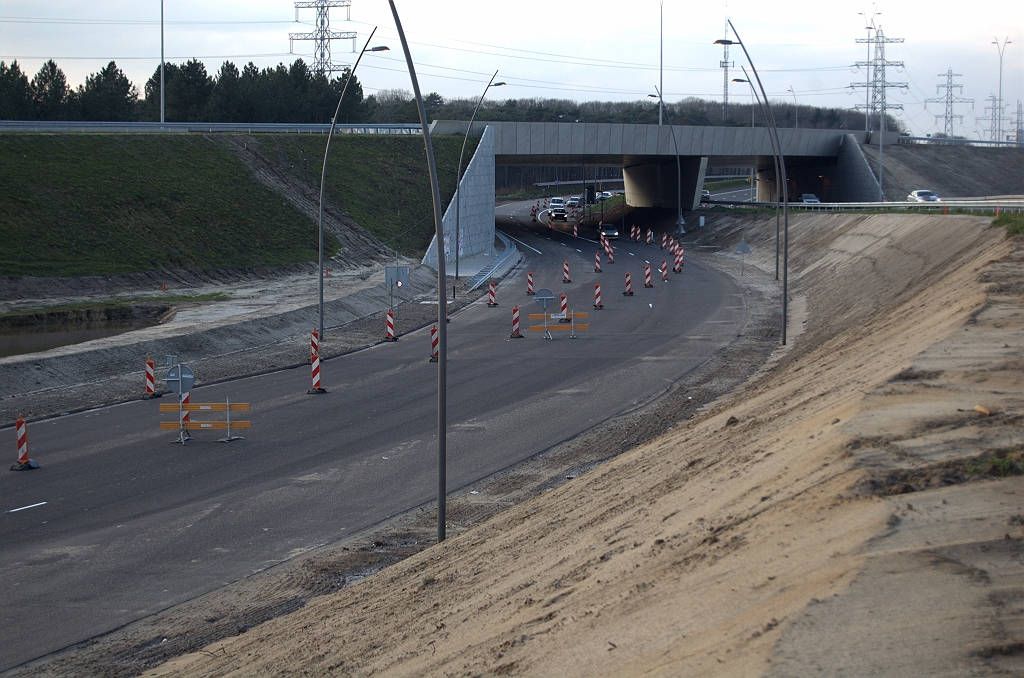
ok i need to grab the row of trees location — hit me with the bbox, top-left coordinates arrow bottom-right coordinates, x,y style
1,58 -> 905,133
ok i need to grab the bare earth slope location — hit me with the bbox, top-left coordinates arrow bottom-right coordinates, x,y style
148,213 -> 1023,677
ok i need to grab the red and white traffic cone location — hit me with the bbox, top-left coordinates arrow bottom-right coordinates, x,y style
309,328 -> 326,393
559,293 -> 569,322
595,251 -> 602,273
562,261 -> 571,283
511,305 -> 524,338
644,264 -> 653,288
661,232 -> 667,249
10,414 -> 38,471
594,282 -> 603,309
487,280 -> 498,307
662,259 -> 669,282
647,228 -> 653,245
144,356 -> 158,398
526,271 -> 535,295
623,270 -> 634,296
385,308 -> 398,342
429,325 -> 439,362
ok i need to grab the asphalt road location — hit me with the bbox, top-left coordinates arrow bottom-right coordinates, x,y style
0,200 -> 746,671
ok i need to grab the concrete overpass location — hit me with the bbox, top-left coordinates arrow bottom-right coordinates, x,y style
432,120 -> 882,209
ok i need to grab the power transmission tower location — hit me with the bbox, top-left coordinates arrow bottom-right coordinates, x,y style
1016,100 -> 1023,142
984,94 -> 1003,141
289,0 -> 357,77
720,20 -> 733,119
853,23 -> 906,132
925,69 -> 973,137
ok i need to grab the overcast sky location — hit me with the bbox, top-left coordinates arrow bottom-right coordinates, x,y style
2,1 -> 1021,138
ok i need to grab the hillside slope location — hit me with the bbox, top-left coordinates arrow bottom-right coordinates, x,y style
861,142 -> 1024,200
145,214 -> 1023,677
0,133 -> 467,279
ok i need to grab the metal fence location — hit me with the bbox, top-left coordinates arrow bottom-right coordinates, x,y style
896,135 -> 1023,148
706,199 -> 1023,214
0,121 -> 423,135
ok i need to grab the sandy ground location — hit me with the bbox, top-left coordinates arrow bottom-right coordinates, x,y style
121,212 -> 1023,677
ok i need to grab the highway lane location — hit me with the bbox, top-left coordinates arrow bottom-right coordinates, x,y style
0,200 -> 746,670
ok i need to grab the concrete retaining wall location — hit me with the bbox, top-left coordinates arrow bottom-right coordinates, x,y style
422,125 -> 495,270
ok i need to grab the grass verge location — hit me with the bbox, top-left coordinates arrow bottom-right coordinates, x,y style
992,212 -> 1024,237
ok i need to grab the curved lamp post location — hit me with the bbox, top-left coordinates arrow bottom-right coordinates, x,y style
387,0 -> 450,542
455,72 -> 504,280
648,90 -> 684,232
717,21 -> 790,345
317,30 -> 388,354
788,86 -> 798,128
734,73 -> 782,280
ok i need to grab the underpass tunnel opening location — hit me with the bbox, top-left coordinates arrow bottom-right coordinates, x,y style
755,159 -> 842,202
622,157 -> 708,212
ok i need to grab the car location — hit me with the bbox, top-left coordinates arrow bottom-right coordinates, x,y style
550,207 -> 568,221
549,197 -> 566,208
566,196 -> 580,208
597,223 -> 619,239
798,194 -> 820,204
701,190 -> 711,201
597,191 -> 614,202
907,189 -> 940,202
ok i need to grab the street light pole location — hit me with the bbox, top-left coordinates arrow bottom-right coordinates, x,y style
719,21 -> 789,345
455,72 -> 504,280
388,0 -> 450,543
160,0 -> 165,124
993,37 -> 1012,141
317,29 -> 388,356
649,89 -> 683,232
788,86 -> 798,128
735,73 -> 781,280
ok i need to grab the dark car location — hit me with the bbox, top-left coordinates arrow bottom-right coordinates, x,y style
598,223 -> 619,239
550,207 -> 568,221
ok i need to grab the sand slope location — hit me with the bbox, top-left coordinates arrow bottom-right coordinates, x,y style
146,213 -> 1023,677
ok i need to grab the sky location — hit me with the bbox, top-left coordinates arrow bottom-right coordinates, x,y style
2,0 -> 1022,138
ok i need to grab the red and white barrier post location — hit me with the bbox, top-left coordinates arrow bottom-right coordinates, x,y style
661,232 -> 667,249
385,308 -> 397,341
594,282 -> 603,308
308,328 -> 326,393
429,325 -> 439,362
662,259 -> 669,282
487,280 -> 498,307
10,414 -> 38,471
674,248 -> 683,273
647,228 -> 653,245
595,251 -> 602,273
559,293 -> 569,322
144,356 -> 156,398
527,271 -> 535,295
644,264 -> 653,288
181,392 -> 192,430
562,260 -> 571,284
511,305 -> 524,338
573,223 -> 578,238
623,270 -> 634,296
679,246 -> 685,268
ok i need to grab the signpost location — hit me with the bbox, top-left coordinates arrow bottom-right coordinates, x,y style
534,288 -> 555,340
385,265 -> 411,315
736,238 -> 751,276
164,363 -> 195,444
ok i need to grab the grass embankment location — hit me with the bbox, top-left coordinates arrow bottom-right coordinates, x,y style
703,177 -> 751,191
0,135 -> 341,278
252,134 -> 473,255
993,211 -> 1024,236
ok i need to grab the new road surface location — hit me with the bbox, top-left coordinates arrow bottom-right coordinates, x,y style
0,201 -> 746,671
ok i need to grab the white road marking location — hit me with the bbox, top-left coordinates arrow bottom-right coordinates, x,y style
500,232 -> 542,254
6,501 -> 47,514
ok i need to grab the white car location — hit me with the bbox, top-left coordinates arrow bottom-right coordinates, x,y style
549,197 -> 566,208
907,190 -> 940,202
566,196 -> 580,208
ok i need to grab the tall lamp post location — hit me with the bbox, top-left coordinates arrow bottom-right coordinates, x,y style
992,37 -> 1012,142
455,72 -> 505,280
316,30 -> 388,361
648,89 -> 684,232
717,21 -> 790,345
735,74 -> 781,279
388,0 -> 450,542
788,86 -> 798,128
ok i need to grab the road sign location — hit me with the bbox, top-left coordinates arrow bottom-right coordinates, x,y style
736,238 -> 751,254
534,288 -> 555,309
385,266 -> 410,288
164,365 -> 195,395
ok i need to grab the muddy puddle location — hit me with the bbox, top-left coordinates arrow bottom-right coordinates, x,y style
0,318 -> 161,358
